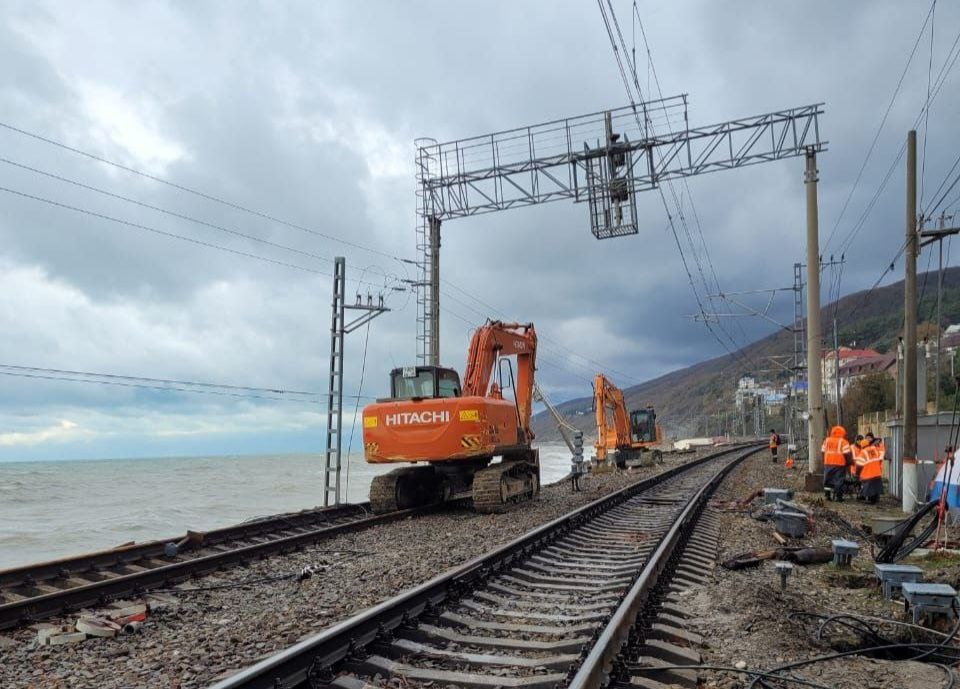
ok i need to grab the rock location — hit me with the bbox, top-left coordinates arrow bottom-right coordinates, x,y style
734,660 -> 747,670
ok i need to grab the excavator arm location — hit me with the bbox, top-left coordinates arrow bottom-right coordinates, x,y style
593,373 -> 632,460
463,321 -> 537,440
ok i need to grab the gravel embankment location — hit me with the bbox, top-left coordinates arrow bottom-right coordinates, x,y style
686,450 -> 958,689
0,450 -> 708,689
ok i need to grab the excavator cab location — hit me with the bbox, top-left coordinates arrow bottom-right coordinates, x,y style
388,366 -> 462,400
629,407 -> 657,444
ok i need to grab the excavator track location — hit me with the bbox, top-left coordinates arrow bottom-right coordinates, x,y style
369,466 -> 440,514
472,460 -> 539,514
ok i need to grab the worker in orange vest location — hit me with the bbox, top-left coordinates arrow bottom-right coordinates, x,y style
769,429 -> 780,463
822,425 -> 854,501
860,434 -> 884,504
850,435 -> 865,476
850,435 -> 867,500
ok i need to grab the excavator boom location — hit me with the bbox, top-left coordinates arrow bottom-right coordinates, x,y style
593,373 -> 663,467
463,321 -> 537,439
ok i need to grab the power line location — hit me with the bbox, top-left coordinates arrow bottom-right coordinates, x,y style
634,7 -> 751,355
925,150 -> 960,216
0,364 -> 389,402
440,289 -> 600,386
344,321 -> 372,499
919,0 -> 937,208
600,0 -> 749,366
0,363 -> 318,396
0,183 -> 388,287
824,0 -> 936,253
839,239 -> 909,326
0,154 -> 380,274
0,119 -> 405,262
440,301 -> 595,387
441,277 -> 643,385
836,14 -> 960,256
0,370 -> 326,402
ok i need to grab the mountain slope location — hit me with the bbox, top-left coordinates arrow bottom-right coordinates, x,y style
532,266 -> 960,441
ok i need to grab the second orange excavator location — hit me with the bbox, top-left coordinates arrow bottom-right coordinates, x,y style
362,320 -> 540,513
593,373 -> 663,468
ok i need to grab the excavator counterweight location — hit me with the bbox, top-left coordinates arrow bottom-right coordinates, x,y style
362,321 -> 540,513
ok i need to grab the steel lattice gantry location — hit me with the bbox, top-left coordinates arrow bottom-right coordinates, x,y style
414,95 -> 826,364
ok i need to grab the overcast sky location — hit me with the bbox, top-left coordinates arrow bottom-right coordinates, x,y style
0,1 -> 957,461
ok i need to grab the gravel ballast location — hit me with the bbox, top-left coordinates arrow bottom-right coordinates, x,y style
0,450 -> 707,689
684,449 -> 960,689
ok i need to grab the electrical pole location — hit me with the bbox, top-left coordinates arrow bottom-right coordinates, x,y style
323,257 -> 390,507
805,148 -> 825,489
903,130 -> 918,512
428,217 -> 441,366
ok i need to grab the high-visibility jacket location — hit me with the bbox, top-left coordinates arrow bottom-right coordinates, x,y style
861,444 -> 883,481
822,436 -> 852,466
851,443 -> 867,476
769,433 -> 779,449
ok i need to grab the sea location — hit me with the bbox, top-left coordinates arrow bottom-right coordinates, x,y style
0,443 -> 575,570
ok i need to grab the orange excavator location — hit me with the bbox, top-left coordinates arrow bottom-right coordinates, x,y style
593,373 -> 663,468
362,321 -> 540,513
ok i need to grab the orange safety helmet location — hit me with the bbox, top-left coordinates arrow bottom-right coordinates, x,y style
785,456 -> 795,470
829,425 -> 846,439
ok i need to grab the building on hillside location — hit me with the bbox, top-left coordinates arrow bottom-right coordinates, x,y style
735,376 -> 786,411
822,346 -> 880,402
939,332 -> 960,374
838,352 -> 897,397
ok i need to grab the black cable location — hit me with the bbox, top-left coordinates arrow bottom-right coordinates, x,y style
344,320 -> 372,499
919,0 -> 937,208
936,664 -> 956,689
747,641 -> 960,689
0,183 -> 328,277
0,155 -> 394,275
0,120 -> 404,261
836,17 -> 960,257
442,303 -> 596,386
925,150 -> 960,217
823,0 -> 937,253
0,363 -> 318,396
0,369 -> 320,402
631,664 -> 830,689
839,240 -> 908,329
440,278 -> 645,385
599,1 -> 753,367
876,499 -> 939,562
0,369 -> 377,402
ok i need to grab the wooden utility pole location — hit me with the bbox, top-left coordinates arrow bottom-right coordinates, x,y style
903,130 -> 918,512
805,148 -> 825,488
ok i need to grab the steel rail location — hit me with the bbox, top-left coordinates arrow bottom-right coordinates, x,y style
568,444 -> 757,689
0,502 -> 432,630
0,503 -> 368,589
209,442 -> 760,689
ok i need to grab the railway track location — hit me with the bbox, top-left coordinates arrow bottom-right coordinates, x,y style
0,501 -> 433,631
210,442 -> 761,689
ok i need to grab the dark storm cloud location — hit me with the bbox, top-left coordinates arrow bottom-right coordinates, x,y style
0,0 -> 956,457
